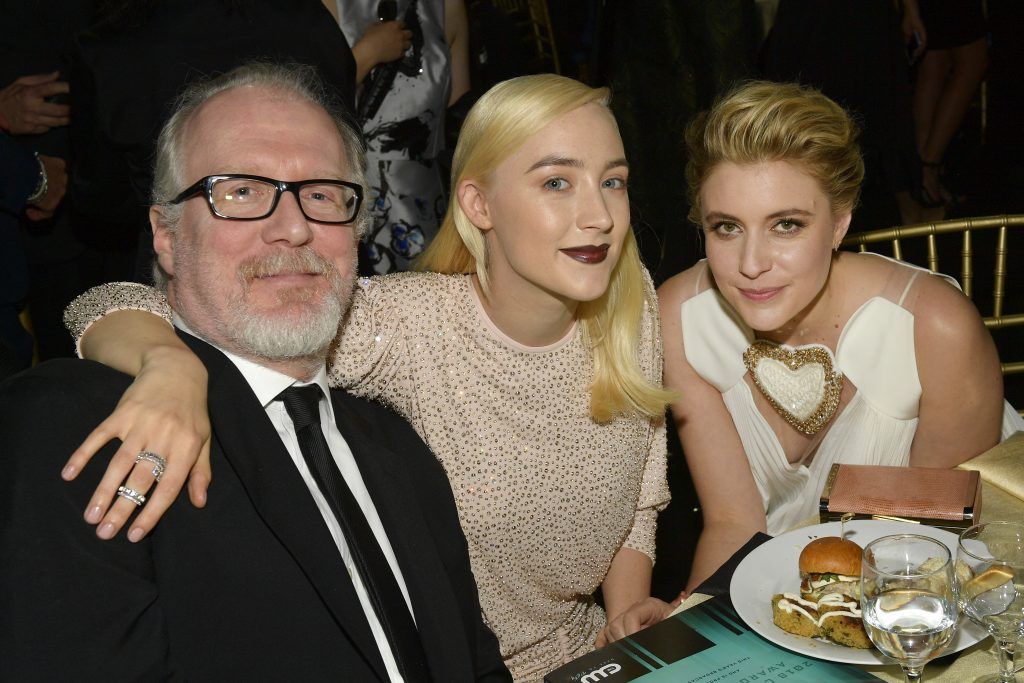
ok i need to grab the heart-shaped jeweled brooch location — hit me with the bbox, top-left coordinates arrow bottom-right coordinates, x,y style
742,340 -> 844,436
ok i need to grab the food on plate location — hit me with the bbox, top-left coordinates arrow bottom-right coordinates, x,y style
771,594 -> 819,638
772,536 -> 872,649
799,536 -> 862,601
953,558 -> 975,586
962,565 -> 1014,600
915,555 -> 956,594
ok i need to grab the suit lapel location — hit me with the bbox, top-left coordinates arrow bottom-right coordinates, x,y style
180,332 -> 389,682
331,390 -> 475,681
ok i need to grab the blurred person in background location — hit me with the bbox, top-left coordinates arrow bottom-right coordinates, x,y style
0,0 -> 90,362
763,0 -> 925,230
324,0 -> 470,273
0,133 -> 67,375
912,0 -> 988,216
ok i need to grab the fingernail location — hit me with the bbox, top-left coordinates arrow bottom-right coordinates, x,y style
85,506 -> 103,524
97,522 -> 115,539
61,464 -> 77,479
127,527 -> 145,543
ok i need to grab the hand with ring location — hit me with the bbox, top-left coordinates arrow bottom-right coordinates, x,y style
61,338 -> 212,543
116,484 -> 147,507
114,451 -> 167,507
135,450 -> 167,481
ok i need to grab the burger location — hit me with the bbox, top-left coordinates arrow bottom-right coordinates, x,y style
799,536 -> 863,602
771,536 -> 872,649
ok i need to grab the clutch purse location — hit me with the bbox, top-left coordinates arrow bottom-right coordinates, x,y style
819,463 -> 983,532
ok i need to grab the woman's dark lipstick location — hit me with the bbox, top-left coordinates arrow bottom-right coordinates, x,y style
560,244 -> 610,264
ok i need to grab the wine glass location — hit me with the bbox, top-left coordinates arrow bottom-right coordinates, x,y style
861,534 -> 959,682
955,521 -> 1024,683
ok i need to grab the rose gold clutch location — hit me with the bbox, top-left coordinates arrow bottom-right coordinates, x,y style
819,463 -> 982,531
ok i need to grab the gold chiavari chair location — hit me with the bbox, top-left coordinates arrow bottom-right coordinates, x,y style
842,215 -> 1024,387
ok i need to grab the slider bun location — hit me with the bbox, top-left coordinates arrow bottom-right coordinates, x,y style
799,536 -> 863,576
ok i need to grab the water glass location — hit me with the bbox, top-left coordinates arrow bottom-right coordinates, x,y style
956,521 -> 1024,683
861,534 -> 958,682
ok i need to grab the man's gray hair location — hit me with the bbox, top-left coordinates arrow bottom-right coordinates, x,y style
151,61 -> 368,288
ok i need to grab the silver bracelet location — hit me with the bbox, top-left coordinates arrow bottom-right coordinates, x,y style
26,152 -> 48,205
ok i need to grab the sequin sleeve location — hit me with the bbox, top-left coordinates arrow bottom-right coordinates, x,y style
63,282 -> 173,357
621,271 -> 670,563
326,274 -> 420,419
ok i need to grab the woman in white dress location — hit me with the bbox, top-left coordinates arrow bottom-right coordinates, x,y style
600,80 -> 1022,644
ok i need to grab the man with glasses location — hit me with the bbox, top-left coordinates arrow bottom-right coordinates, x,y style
0,62 -> 508,682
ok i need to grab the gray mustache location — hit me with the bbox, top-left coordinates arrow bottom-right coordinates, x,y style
238,248 -> 337,280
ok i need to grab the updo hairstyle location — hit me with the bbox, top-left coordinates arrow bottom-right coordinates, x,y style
684,81 -> 864,224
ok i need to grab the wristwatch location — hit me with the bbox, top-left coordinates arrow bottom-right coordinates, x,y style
26,152 -> 48,205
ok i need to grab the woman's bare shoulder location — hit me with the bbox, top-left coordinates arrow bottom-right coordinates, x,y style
657,262 -> 709,311
839,252 -> 969,322
837,250 -> 911,284
912,268 -> 988,346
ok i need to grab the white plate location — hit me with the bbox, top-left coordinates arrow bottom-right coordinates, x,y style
730,519 -> 988,665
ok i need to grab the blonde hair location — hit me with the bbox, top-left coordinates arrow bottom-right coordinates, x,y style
685,80 -> 864,224
416,74 -> 673,422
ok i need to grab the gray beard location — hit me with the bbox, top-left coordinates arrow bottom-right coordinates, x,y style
224,248 -> 353,361
229,293 -> 344,360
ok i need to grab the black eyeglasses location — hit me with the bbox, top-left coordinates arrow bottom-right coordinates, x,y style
170,174 -> 364,225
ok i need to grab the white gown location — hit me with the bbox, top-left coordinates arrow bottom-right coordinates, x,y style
680,256 -> 1024,534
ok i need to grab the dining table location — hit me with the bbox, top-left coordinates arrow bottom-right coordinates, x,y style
672,431 -> 1024,682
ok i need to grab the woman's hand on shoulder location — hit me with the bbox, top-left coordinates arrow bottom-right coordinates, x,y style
62,344 -> 212,542
911,274 -> 1002,466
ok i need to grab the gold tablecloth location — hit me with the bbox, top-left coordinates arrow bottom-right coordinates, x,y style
675,432 -> 1024,682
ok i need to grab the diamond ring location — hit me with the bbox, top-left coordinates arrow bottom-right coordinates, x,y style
136,450 -> 167,482
116,485 -> 146,507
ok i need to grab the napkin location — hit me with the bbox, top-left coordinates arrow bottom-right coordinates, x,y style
958,431 -> 1024,502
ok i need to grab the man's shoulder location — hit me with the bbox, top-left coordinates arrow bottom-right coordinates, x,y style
329,388 -> 443,468
330,387 -> 419,439
1,358 -> 133,404
0,359 -> 132,439
0,360 -> 133,482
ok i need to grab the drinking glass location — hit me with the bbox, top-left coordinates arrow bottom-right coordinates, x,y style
861,534 -> 959,682
955,521 -> 1024,683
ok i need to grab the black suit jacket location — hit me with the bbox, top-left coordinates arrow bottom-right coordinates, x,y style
0,331 -> 509,682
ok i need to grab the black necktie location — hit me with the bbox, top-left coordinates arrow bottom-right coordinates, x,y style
280,385 -> 430,682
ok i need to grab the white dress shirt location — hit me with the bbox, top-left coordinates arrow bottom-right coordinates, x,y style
175,317 -> 411,682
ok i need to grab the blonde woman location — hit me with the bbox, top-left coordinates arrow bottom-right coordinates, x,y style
62,74 -> 673,680
598,80 -> 1023,643
664,80 -> 1023,597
